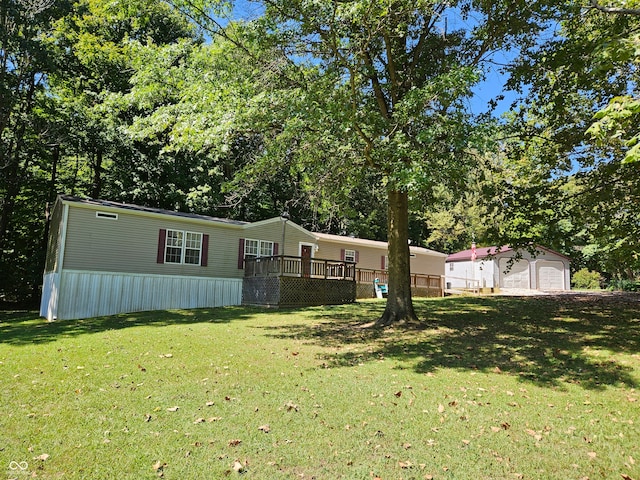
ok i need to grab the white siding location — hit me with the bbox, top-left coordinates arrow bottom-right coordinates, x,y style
56,270 -> 242,320
40,272 -> 60,321
446,260 -> 494,289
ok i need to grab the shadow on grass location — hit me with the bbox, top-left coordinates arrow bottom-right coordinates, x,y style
263,294 -> 640,390
0,306 -> 282,346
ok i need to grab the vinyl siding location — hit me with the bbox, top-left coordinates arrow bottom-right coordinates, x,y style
409,252 -> 446,277
316,239 -> 445,276
62,205 -> 244,278
44,201 -> 65,273
243,220 -> 316,257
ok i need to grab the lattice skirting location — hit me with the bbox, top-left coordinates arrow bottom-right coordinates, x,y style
411,286 -> 442,298
242,276 -> 356,307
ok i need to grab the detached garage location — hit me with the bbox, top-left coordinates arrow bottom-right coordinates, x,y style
446,245 -> 571,292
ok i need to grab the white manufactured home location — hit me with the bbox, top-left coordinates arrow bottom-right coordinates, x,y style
445,245 -> 571,292
41,196 -> 446,320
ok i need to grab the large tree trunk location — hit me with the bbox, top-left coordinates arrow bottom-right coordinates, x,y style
376,189 -> 417,327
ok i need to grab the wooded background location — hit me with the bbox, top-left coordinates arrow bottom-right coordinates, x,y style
2,0 -> 639,304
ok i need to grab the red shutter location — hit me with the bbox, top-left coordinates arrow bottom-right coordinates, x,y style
201,234 -> 209,267
238,238 -> 245,269
157,229 -> 166,264
355,251 -> 359,263
340,249 -> 345,261
381,255 -> 386,270
273,243 -> 279,256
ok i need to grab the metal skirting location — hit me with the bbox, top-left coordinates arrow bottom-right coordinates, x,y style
43,270 -> 243,320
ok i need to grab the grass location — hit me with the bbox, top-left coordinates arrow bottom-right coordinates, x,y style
1,294 -> 639,479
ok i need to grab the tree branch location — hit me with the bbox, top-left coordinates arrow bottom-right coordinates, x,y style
362,50 -> 391,119
590,0 -> 640,15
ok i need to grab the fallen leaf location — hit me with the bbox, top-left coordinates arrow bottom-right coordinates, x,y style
438,404 -> 445,413
159,353 -> 173,358
491,426 -> 501,432
588,451 -> 597,459
285,401 -> 299,412
34,453 -> 49,461
620,475 -> 634,480
462,439 -> 471,445
228,439 -> 242,447
403,442 -> 412,449
395,391 -> 402,397
193,418 -> 205,424
167,406 -> 179,412
144,414 -> 152,422
258,424 -> 270,433
206,401 -> 215,407
525,429 -> 542,441
233,461 -> 244,473
152,461 -> 166,471
398,461 -> 412,468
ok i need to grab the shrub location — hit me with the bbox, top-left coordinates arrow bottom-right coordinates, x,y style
572,268 -> 602,290
608,278 -> 640,292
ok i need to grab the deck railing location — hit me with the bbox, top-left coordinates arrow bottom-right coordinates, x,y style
244,255 -> 357,281
356,268 -> 444,292
244,258 -> 443,294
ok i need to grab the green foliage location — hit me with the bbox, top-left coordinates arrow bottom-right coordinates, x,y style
572,268 -> 602,290
608,278 -> 640,291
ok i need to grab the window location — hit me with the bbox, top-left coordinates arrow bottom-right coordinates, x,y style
165,229 -> 203,265
96,211 -> 118,220
184,232 -> 203,265
260,240 -> 274,257
245,239 -> 274,259
449,262 -> 454,271
344,249 -> 356,263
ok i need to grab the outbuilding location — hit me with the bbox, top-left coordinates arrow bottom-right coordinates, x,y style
445,245 -> 571,292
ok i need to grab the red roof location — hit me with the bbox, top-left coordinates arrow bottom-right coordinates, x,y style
446,245 -> 570,262
446,245 -> 512,262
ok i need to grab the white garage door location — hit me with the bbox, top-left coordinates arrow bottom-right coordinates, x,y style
499,258 -> 530,289
537,261 -> 565,290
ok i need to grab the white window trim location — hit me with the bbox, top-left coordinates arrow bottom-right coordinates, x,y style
344,249 -> 356,263
245,238 -> 274,259
165,229 -> 203,266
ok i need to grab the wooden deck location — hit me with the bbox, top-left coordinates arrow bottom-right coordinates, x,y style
243,257 -> 444,306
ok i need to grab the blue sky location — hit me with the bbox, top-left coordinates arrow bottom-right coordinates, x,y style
221,1 -> 522,119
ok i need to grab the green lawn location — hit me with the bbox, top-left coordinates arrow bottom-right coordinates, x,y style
1,295 -> 639,479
